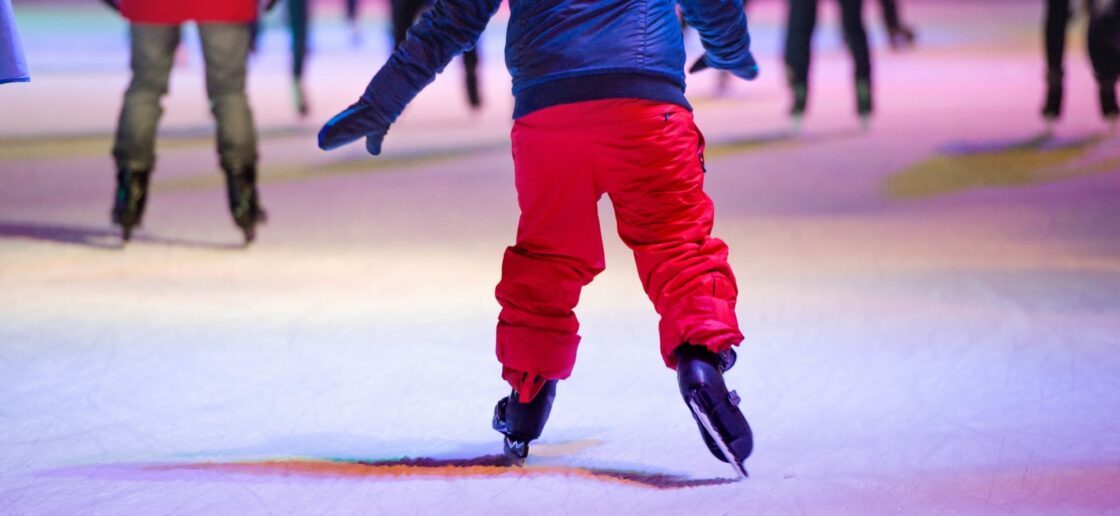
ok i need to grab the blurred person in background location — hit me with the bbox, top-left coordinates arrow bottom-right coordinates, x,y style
784,0 -> 873,130
0,0 -> 29,84
391,0 -> 483,111
100,0 -> 276,244
1043,0 -> 1120,132
287,0 -> 311,116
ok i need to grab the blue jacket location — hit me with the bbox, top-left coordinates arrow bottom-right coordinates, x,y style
320,0 -> 755,152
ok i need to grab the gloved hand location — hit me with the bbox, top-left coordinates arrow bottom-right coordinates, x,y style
99,0 -> 120,12
318,102 -> 390,155
689,52 -> 760,81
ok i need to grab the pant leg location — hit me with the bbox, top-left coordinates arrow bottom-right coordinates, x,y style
1086,1 -> 1119,116
838,0 -> 872,83
391,0 -> 426,47
785,0 -> 818,88
1045,0 -> 1071,81
112,23 -> 181,172
346,0 -> 359,22
197,23 -> 258,172
287,0 -> 310,79
878,0 -> 901,31
594,102 -> 743,369
496,107 -> 606,402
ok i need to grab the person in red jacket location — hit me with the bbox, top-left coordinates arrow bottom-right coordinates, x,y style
103,0 -> 271,244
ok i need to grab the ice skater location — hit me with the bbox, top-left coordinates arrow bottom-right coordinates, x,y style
390,0 -> 483,110
287,0 -> 311,117
1042,0 -> 1120,131
0,0 -> 29,85
784,0 -> 874,129
102,0 -> 273,244
319,0 -> 758,478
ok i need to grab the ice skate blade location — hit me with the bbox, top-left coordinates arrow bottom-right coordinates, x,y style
502,437 -> 528,467
688,397 -> 749,480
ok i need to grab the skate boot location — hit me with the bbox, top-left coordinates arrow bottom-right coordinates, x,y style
465,70 -> 482,111
887,25 -> 916,51
492,379 -> 557,465
856,78 -> 873,130
224,166 -> 267,245
292,80 -> 310,118
1099,80 -> 1118,130
790,82 -> 808,132
676,344 -> 752,479
1042,72 -> 1063,124
111,168 -> 151,242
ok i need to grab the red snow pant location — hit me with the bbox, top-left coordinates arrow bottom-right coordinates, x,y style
496,99 -> 743,403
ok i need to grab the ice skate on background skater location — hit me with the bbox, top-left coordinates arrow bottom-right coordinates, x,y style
319,0 -> 759,478
103,0 -> 272,244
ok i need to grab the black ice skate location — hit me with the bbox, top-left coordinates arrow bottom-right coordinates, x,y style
1098,80 -> 1118,127
1042,72 -> 1063,123
465,69 -> 482,111
492,380 -> 557,465
856,78 -> 873,130
111,168 -> 151,242
675,344 -> 753,479
224,166 -> 267,245
790,82 -> 808,132
887,24 -> 916,51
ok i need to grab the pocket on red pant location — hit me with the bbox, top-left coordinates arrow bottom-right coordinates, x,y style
693,121 -> 707,173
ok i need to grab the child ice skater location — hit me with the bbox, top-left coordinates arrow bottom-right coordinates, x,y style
319,0 -> 758,477
103,0 -> 272,244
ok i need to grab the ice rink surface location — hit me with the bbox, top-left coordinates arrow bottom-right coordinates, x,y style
2,0 -> 1119,513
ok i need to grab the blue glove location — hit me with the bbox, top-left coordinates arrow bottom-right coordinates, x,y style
689,52 -> 759,81
318,102 -> 389,155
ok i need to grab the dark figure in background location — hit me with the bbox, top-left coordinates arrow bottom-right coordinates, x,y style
878,0 -> 915,50
288,0 -> 310,116
102,0 -> 273,244
784,0 -> 873,129
345,0 -> 362,44
391,0 -> 482,110
1043,0 -> 1119,130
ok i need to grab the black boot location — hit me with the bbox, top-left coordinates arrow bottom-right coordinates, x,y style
1043,71 -> 1063,121
111,168 -> 151,242
224,166 -> 267,245
492,380 -> 557,465
790,82 -> 808,120
1098,79 -> 1118,123
676,344 -> 752,479
856,78 -> 873,128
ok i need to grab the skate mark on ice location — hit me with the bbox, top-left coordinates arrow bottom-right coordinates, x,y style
41,456 -> 739,490
0,221 -> 246,250
885,133 -> 1120,199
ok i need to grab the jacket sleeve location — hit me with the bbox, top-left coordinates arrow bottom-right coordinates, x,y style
677,0 -> 755,72
358,0 -> 502,128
